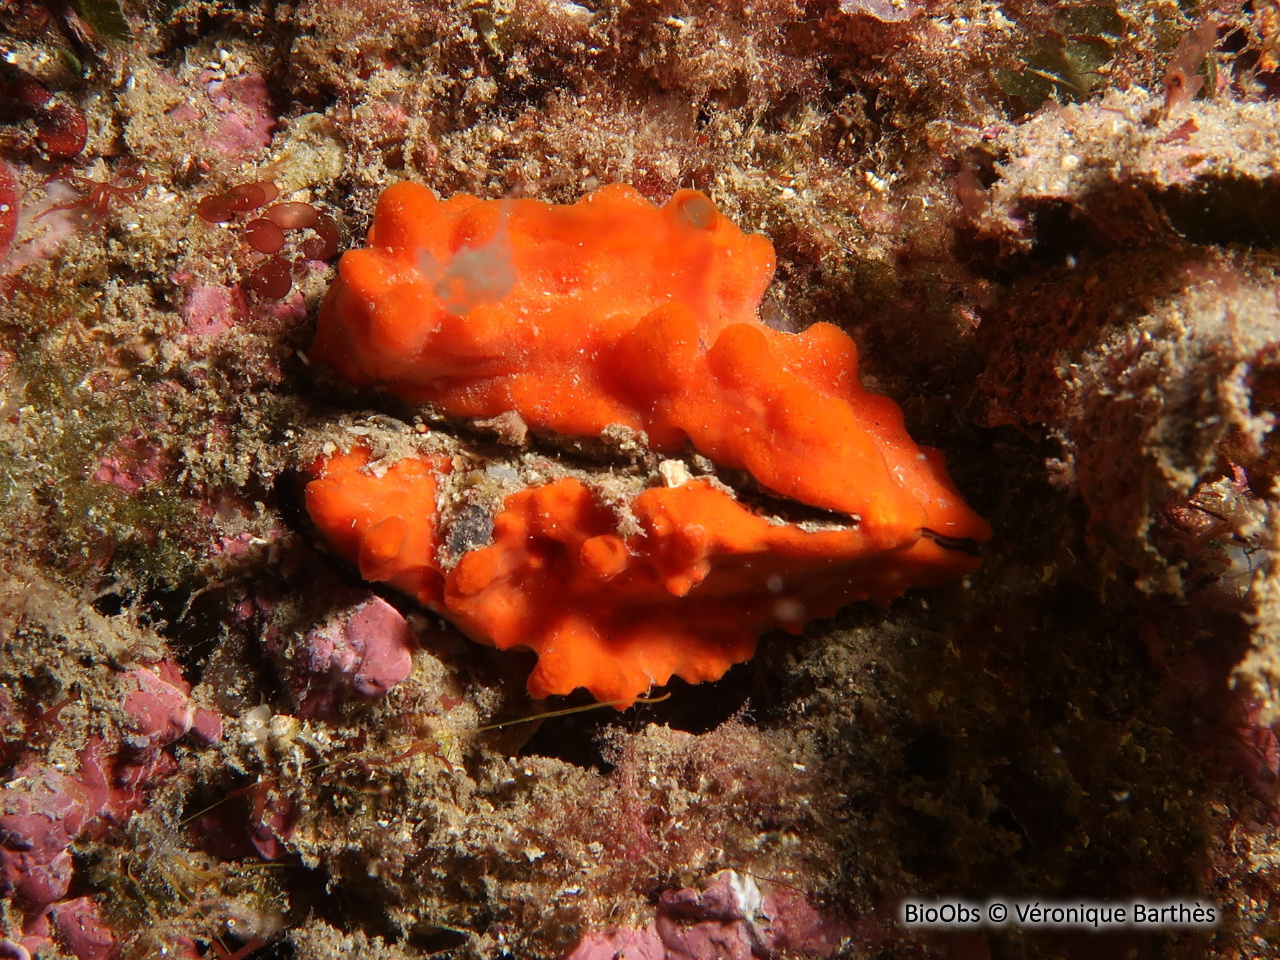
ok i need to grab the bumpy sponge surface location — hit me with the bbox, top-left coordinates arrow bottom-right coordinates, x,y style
307,183 -> 991,704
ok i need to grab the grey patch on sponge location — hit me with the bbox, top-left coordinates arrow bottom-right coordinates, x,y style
449,502 -> 495,559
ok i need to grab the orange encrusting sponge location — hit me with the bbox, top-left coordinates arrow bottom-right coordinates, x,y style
307,182 -> 992,704
305,447 -> 452,606
306,447 -> 985,704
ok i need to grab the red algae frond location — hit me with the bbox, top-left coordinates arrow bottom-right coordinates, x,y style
306,183 -> 990,704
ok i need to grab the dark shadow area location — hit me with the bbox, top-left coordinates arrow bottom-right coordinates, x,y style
1160,177 -> 1280,248
141,583 -> 229,685
91,586 -> 135,617
519,664 -> 765,771
406,926 -> 471,954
